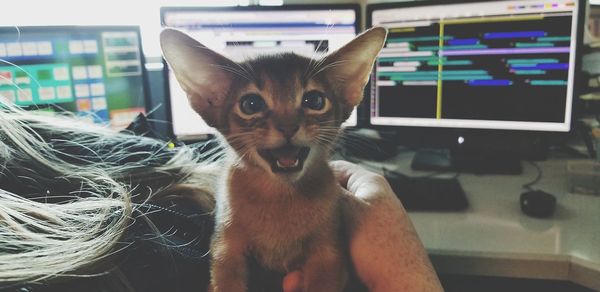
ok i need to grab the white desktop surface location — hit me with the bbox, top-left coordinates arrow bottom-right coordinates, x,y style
356,152 -> 600,290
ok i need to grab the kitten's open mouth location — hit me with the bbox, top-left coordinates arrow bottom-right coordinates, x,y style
258,145 -> 310,173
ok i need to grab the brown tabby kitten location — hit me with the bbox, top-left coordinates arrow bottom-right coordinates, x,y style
160,27 -> 386,292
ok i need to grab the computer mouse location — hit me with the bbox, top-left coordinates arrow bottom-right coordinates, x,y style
520,190 -> 557,218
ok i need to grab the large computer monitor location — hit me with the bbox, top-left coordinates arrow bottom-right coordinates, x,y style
0,26 -> 148,129
161,5 -> 360,140
367,0 -> 585,173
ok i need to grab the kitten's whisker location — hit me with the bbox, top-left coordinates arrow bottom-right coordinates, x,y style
225,132 -> 254,139
233,142 -> 256,167
316,136 -> 338,147
306,44 -> 343,80
310,60 -> 349,79
317,127 -> 345,135
335,133 -> 383,154
314,136 -> 339,153
303,49 -> 325,80
225,133 -> 254,147
305,22 -> 335,81
305,56 -> 326,81
227,138 -> 254,152
315,134 -> 337,145
317,127 -> 343,133
316,130 -> 340,142
317,134 -> 340,144
319,129 -> 378,152
238,62 -> 258,84
211,64 -> 253,82
227,135 -> 255,166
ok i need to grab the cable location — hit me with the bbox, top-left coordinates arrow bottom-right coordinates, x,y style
522,160 -> 543,191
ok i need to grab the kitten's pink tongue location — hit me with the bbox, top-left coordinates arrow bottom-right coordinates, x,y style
272,146 -> 301,167
277,157 -> 298,167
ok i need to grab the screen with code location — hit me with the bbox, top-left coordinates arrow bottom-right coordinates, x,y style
369,0 -> 581,132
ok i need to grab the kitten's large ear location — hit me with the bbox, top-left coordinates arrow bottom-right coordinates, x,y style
322,27 -> 387,107
160,28 -> 235,128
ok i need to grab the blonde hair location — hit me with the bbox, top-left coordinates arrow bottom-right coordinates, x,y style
0,102 -> 221,286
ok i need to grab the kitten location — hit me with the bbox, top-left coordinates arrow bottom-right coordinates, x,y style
160,27 -> 386,292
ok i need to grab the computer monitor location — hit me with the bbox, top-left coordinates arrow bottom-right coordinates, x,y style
367,0 -> 585,173
0,26 -> 148,129
161,5 -> 360,140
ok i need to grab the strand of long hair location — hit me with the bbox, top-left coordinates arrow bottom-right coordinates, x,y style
0,101 -> 222,287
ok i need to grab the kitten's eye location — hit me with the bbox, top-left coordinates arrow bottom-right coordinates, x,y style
239,94 -> 266,115
302,91 -> 326,111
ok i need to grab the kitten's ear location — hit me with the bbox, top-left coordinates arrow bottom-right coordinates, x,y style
322,27 -> 387,107
160,28 -> 235,128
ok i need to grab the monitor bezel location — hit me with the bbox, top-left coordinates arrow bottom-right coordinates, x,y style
160,4 -> 362,140
0,25 -> 151,125
364,0 -> 587,138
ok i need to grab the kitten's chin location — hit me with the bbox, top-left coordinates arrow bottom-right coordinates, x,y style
257,144 -> 310,174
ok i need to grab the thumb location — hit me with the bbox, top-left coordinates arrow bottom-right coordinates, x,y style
282,271 -> 303,292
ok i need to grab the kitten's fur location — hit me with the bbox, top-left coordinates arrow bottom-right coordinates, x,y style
161,28 -> 386,292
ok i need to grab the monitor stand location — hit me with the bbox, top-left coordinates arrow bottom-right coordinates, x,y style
411,148 -> 523,175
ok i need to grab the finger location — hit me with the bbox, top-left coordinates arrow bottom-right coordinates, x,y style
282,271 -> 303,292
329,160 -> 356,188
330,161 -> 393,201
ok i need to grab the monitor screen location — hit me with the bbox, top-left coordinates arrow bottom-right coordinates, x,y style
368,0 -> 583,132
161,5 -> 360,140
0,26 -> 148,129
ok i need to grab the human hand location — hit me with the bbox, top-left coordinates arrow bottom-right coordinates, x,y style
282,161 -> 442,292
331,160 -> 443,292
329,160 -> 396,202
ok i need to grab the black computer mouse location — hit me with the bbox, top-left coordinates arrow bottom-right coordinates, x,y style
520,190 -> 557,218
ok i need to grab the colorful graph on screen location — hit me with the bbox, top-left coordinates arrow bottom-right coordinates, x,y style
0,28 -> 146,128
370,0 -> 579,131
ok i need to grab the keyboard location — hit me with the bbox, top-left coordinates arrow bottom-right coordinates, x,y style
384,170 -> 469,211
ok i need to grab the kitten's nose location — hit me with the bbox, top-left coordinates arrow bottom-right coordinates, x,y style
276,124 -> 300,139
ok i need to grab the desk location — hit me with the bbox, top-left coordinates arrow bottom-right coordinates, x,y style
356,152 -> 600,291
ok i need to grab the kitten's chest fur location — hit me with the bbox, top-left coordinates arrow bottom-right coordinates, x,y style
217,162 -> 342,271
